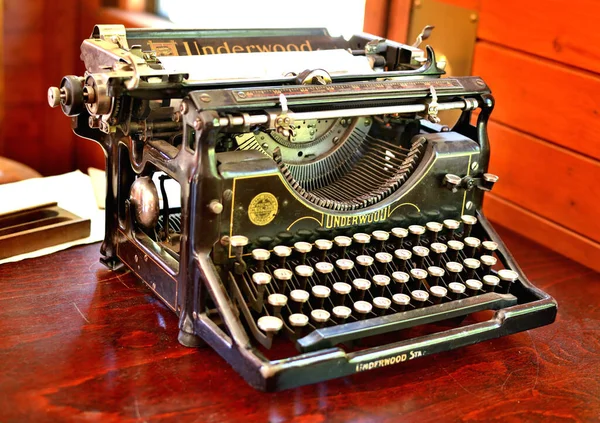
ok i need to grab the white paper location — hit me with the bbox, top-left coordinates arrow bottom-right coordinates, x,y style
0,171 -> 105,264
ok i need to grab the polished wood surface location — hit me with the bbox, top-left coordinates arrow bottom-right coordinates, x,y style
0,225 -> 598,422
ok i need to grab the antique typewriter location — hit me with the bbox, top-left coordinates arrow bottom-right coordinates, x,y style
48,25 -> 557,391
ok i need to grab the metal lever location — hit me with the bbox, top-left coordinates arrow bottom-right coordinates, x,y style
412,25 -> 435,47
443,173 -> 500,192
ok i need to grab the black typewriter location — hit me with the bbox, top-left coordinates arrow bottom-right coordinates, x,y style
48,25 -> 557,391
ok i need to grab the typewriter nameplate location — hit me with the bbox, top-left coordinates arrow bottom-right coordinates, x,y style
233,79 -> 463,102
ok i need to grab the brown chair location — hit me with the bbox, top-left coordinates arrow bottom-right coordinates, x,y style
0,157 -> 42,184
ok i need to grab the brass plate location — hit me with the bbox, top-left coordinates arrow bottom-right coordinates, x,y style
409,0 -> 478,77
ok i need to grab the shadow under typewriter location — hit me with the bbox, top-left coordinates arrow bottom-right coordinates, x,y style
226,215 -> 556,384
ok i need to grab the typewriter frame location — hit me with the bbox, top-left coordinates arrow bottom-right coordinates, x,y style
70,86 -> 557,392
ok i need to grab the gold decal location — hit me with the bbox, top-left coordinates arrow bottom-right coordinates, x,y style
324,206 -> 391,229
248,193 -> 278,226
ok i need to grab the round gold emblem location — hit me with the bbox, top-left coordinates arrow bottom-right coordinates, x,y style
248,192 -> 278,226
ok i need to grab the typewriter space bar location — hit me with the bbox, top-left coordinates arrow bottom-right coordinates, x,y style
296,293 -> 517,353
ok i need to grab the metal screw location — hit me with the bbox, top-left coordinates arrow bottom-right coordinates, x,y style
194,118 -> 203,130
180,102 -> 188,114
144,255 -> 148,262
152,283 -> 156,289
199,93 -> 211,103
475,79 -> 486,87
237,91 -> 247,98
466,201 -> 473,210
134,254 -> 138,263
209,200 -> 223,214
471,162 -> 479,171
223,189 -> 233,201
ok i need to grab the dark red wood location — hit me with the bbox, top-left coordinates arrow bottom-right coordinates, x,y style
0,225 -> 598,422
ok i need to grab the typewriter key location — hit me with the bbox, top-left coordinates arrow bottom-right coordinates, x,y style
288,313 -> 309,338
311,309 -> 330,328
498,269 -> 519,293
290,289 -> 310,313
448,282 -> 466,300
333,235 -> 352,258
430,242 -> 447,266
273,245 -> 292,268
426,221 -> 443,243
352,278 -> 371,301
427,266 -> 445,286
461,215 -> 478,238
333,282 -> 352,306
375,252 -> 393,274
394,248 -> 412,272
429,285 -> 447,304
443,219 -> 460,240
480,255 -> 497,275
392,293 -> 411,311
295,264 -> 314,291
446,261 -> 463,283
277,231 -> 294,245
465,279 -> 483,296
391,227 -> 408,249
230,235 -> 249,259
353,300 -> 373,320
356,255 -> 374,278
412,246 -> 429,269
410,268 -> 428,290
311,285 -> 331,310
268,293 -> 288,316
353,233 -> 371,255
372,274 -> 391,297
463,258 -> 481,280
332,305 -> 352,324
482,274 -> 500,292
315,261 -> 334,285
408,225 -> 425,246
335,258 -> 354,282
314,239 -> 333,261
373,297 -> 392,316
371,230 -> 389,252
251,248 -> 270,272
296,229 -> 313,242
411,290 -> 429,308
252,272 -> 272,310
294,241 -> 312,264
447,240 -> 464,262
482,240 -> 498,255
464,237 -> 481,258
273,268 -> 293,293
392,271 -> 410,294
257,316 -> 283,341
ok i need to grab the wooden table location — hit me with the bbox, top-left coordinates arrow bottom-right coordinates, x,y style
0,226 -> 598,422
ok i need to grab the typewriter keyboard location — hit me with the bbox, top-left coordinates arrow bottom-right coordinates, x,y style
229,215 -> 519,350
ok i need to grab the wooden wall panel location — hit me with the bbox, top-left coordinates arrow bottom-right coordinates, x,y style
479,0 -> 600,74
364,0 -> 391,37
484,194 -> 600,272
473,41 -> 600,161
488,121 -> 600,243
1,0 -> 80,175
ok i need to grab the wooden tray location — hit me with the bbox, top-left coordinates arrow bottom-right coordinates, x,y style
0,202 -> 91,260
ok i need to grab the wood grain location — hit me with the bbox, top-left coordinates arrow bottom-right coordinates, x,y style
487,121 -> 600,243
473,41 -> 600,161
479,0 -> 600,74
0,227 -> 598,422
364,0 -> 391,38
385,0 -> 412,43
